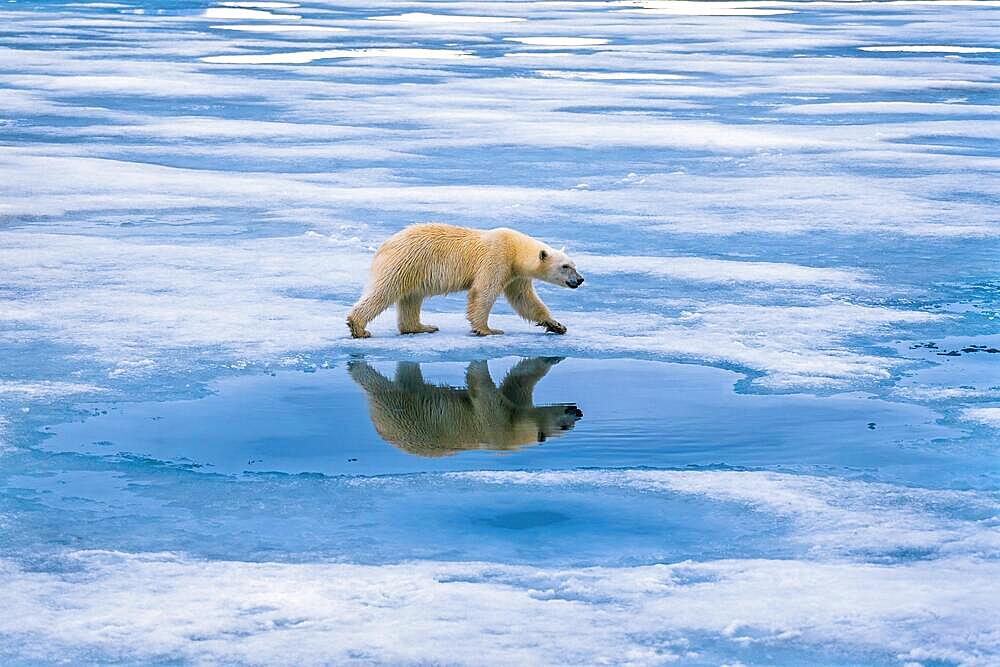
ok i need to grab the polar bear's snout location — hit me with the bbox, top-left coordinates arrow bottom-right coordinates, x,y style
566,270 -> 584,289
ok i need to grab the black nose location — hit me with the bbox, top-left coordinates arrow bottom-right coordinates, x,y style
577,276 -> 584,285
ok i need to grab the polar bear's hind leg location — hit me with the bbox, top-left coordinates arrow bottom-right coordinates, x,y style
397,294 -> 439,335
347,285 -> 394,339
467,280 -> 503,336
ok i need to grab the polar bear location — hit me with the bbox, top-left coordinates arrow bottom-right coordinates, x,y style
348,357 -> 583,457
347,223 -> 584,338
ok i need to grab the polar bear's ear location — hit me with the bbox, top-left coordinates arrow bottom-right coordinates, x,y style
539,249 -> 548,261
559,246 -> 566,253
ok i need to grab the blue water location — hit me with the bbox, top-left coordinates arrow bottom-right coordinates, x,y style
2,0 -> 1000,665
41,358 -> 968,479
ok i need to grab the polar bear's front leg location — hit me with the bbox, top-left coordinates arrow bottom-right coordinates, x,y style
504,278 -> 566,335
348,287 -> 393,339
467,282 -> 503,336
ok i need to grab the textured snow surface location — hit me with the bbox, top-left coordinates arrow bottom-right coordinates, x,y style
4,551 -> 999,667
5,470 -> 1000,666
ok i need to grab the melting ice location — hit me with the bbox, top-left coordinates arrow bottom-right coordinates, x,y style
1,0 -> 999,665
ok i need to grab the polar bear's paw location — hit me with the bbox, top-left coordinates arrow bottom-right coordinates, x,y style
347,316 -> 372,339
540,320 -> 567,335
401,324 -> 439,335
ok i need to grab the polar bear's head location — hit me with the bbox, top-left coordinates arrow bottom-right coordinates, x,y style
538,247 -> 584,289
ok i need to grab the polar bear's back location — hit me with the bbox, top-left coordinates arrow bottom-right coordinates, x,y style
369,223 -> 497,297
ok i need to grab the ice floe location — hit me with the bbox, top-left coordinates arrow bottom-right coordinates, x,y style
861,45 -> 1000,54
218,1 -> 299,8
368,12 -> 526,24
0,381 -> 107,398
202,6 -> 300,20
2,547 -> 997,665
962,407 -> 1000,429
504,37 -> 610,47
776,101 -> 1000,115
580,254 -> 871,287
208,23 -> 348,33
534,69 -> 688,80
0,226 -> 939,388
202,48 -> 477,64
617,1 -> 797,16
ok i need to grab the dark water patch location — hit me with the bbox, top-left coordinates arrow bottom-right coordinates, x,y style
476,509 -> 571,530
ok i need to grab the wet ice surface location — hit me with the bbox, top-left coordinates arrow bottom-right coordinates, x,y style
2,0 -> 1000,665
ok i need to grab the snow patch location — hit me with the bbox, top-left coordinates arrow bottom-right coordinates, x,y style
617,1 -> 796,16
209,24 -> 348,33
893,386 -> 1000,402
860,45 -> 1000,54
218,1 -> 299,8
369,13 -> 526,24
202,7 -> 300,20
776,101 -> 1000,116
961,407 -> 1000,429
202,48 -> 477,64
505,37 -> 609,47
2,550 -> 997,666
0,381 -> 106,398
580,254 -> 870,287
535,69 -> 688,81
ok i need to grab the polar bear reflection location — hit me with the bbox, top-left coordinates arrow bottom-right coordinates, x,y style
348,357 -> 583,457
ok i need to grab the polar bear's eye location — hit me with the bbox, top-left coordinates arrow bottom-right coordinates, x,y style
561,264 -> 570,270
